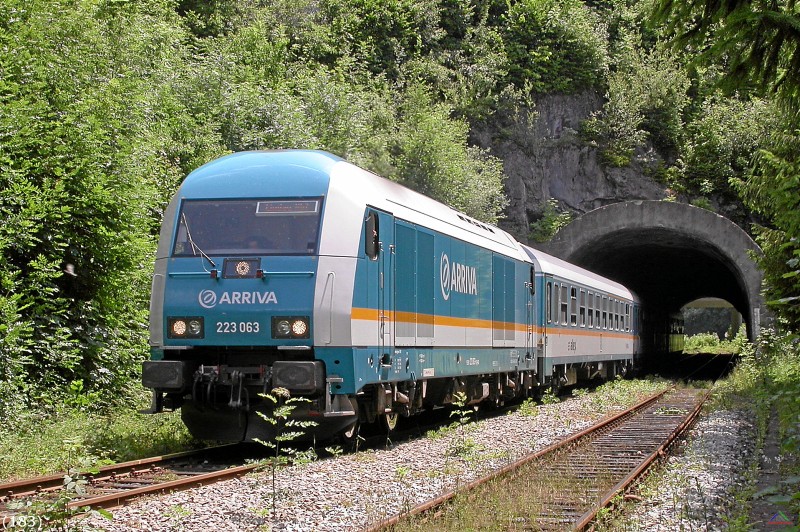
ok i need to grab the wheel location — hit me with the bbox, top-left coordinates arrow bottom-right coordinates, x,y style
342,420 -> 359,439
338,420 -> 361,451
382,412 -> 399,432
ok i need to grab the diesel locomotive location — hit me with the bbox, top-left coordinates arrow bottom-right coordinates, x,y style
143,150 -> 639,441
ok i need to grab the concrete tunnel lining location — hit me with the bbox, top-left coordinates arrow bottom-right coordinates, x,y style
537,201 -> 766,340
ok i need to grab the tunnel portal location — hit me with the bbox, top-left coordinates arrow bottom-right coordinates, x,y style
538,201 -> 766,341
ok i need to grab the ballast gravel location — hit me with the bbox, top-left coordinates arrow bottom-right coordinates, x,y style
75,387 -> 757,531
621,408 -> 757,531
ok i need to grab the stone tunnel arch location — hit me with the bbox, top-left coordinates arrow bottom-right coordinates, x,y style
538,200 -> 766,341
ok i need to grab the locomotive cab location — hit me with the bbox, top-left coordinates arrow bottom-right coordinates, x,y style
143,152 -> 356,441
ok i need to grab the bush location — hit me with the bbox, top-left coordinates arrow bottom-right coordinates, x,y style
502,0 -> 609,94
683,326 -> 749,355
582,41 -> 689,165
529,198 -> 573,242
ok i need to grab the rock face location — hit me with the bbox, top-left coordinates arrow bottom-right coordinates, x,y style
471,91 -> 669,242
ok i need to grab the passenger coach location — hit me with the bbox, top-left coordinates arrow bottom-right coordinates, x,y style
143,150 -> 637,441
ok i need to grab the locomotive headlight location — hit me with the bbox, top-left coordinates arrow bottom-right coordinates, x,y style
291,319 -> 308,336
172,320 -> 187,336
272,316 -> 310,339
275,320 -> 291,336
188,319 -> 203,335
168,317 -> 204,339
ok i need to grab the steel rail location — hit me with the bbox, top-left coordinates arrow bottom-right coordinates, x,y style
0,443 -> 258,525
0,444 -> 240,500
572,388 -> 710,530
365,386 -> 674,532
65,462 -> 259,511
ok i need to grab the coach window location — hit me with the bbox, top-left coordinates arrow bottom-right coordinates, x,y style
553,283 -> 560,325
579,289 -> 586,327
612,299 -> 617,330
615,300 -> 620,330
595,294 -> 601,328
625,303 -> 631,332
546,282 -> 553,324
365,211 -> 379,260
560,285 -> 568,325
587,291 -> 594,328
602,296 -> 608,329
611,300 -> 617,330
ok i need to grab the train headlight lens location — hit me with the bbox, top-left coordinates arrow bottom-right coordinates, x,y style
188,319 -> 203,335
272,316 -> 310,339
172,320 -> 187,336
291,319 -> 308,336
168,317 -> 204,339
275,320 -> 291,336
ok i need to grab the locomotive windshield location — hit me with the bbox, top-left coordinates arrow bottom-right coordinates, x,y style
172,198 -> 322,256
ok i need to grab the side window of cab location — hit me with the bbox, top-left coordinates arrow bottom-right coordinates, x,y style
365,211 -> 379,260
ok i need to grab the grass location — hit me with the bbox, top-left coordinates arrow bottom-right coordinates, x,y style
0,388 -> 198,481
683,325 -> 749,355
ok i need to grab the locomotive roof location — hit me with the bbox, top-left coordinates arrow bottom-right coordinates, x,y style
178,150 -> 529,261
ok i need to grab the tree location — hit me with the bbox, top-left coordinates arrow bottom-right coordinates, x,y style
653,0 -> 800,109
653,0 -> 800,328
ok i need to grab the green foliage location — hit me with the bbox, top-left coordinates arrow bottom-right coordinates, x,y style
651,0 -> 800,328
254,388 -> 319,513
517,397 -> 539,417
529,198 -> 573,242
502,0 -> 609,94
0,0 -> 215,414
714,329 -> 800,521
446,391 -> 481,459
582,41 -> 690,165
683,326 -> 749,355
0,395 -> 194,480
393,85 -> 508,223
734,124 -> 800,329
317,0 -> 443,79
8,466 -> 113,530
540,387 -> 560,404
681,96 -> 777,197
652,0 -> 800,111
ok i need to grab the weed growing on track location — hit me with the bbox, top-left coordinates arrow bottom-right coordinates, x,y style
253,387 -> 318,516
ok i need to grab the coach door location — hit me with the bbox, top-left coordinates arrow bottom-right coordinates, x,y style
525,266 -> 536,368
543,274 -> 554,360
365,209 -> 395,355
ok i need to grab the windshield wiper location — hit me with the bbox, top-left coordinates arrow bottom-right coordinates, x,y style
181,212 -> 217,269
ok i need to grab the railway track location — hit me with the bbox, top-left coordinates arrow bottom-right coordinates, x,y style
369,386 -> 708,531
1,383 -> 703,530
0,400 -> 516,526
0,444 -> 259,525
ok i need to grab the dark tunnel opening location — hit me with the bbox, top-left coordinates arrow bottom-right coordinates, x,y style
567,228 -> 748,318
563,228 -> 750,370
537,201 -> 764,379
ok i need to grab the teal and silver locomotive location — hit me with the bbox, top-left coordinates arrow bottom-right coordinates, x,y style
143,150 -> 639,441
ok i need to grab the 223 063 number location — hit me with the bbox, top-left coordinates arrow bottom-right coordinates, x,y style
216,321 -> 260,333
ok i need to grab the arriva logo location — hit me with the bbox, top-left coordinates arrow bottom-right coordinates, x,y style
439,253 -> 478,301
198,289 -> 278,309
